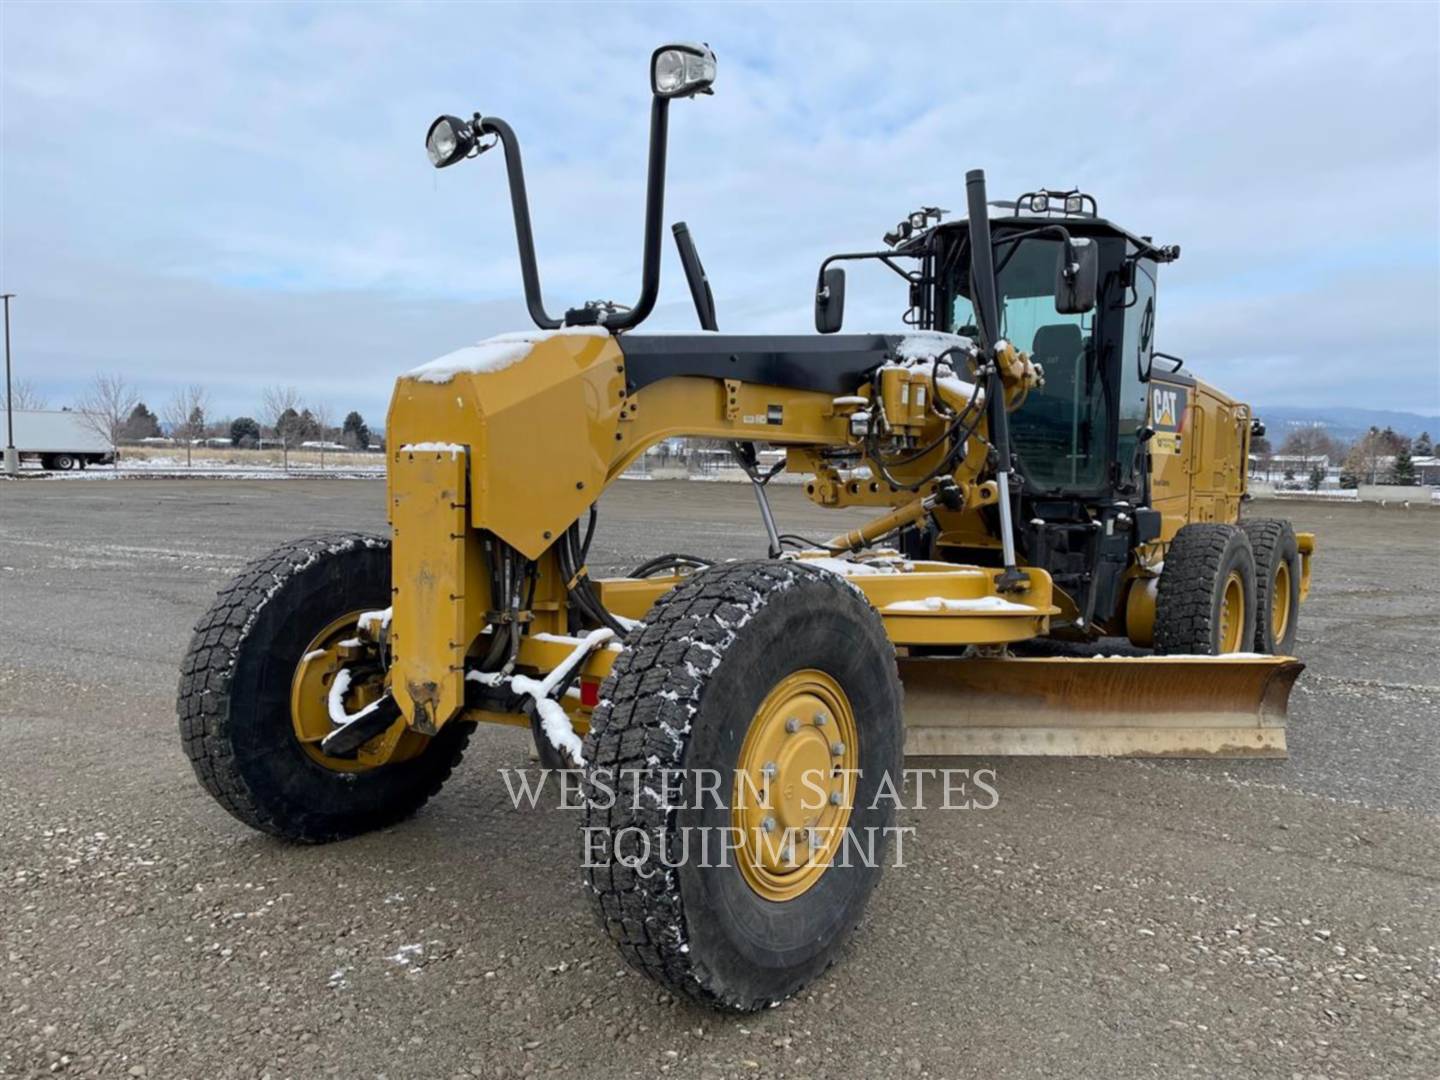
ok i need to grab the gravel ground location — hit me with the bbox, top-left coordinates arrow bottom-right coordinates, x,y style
1,480 -> 1437,1079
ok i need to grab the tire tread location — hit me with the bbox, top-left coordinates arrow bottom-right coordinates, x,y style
176,532 -> 470,843
1154,523 -> 1253,655
581,560 -> 890,1010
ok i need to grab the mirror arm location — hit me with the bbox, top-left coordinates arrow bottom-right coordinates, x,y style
480,97 -> 674,333
995,223 -> 1080,278
606,96 -> 671,331
476,116 -> 563,330
817,249 -> 919,287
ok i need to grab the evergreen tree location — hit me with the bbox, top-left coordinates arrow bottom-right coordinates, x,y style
342,410 -> 372,450
1379,426 -> 1405,454
230,416 -> 261,448
123,402 -> 162,440
276,407 -> 303,445
1416,431 -> 1433,457
1389,444 -> 1417,486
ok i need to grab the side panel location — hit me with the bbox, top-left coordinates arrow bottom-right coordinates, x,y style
1187,381 -> 1248,524
387,333 -> 628,561
1146,377 -> 1192,539
388,447 -> 471,735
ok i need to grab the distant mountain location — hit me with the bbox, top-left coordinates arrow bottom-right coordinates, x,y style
1253,405 -> 1438,443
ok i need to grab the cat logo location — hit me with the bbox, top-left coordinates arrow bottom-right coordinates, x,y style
1153,387 -> 1180,428
1150,384 -> 1188,455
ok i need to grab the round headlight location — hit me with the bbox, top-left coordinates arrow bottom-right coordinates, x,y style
427,119 -> 458,166
653,49 -> 687,95
1030,193 -> 1049,213
650,43 -> 717,99
425,114 -> 477,169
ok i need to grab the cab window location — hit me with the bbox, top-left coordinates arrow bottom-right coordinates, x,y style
952,237 -> 1106,491
1117,260 -> 1157,489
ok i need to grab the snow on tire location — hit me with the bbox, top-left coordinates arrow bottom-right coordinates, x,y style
580,560 -> 903,1011
176,532 -> 471,843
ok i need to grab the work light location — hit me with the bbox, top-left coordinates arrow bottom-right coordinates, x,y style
651,43 -> 717,98
1029,193 -> 1049,213
426,115 -> 478,168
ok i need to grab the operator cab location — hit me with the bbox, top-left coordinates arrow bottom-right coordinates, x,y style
931,195 -> 1177,506
886,191 -> 1181,627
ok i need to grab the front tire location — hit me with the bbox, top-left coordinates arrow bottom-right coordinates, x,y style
582,561 -> 903,1011
1155,523 -> 1257,655
177,532 -> 471,843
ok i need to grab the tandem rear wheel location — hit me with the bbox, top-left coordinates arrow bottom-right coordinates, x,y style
1241,518 -> 1301,654
1154,523 -> 1258,655
582,561 -> 903,1011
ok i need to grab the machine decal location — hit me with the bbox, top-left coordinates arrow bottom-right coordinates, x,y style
1151,384 -> 1188,456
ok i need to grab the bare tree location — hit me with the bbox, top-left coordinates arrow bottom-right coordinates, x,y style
10,378 -> 47,410
259,385 -> 301,471
1279,426 -> 1336,474
1343,428 -> 1390,486
309,401 -> 334,471
162,384 -> 210,468
76,373 -> 139,464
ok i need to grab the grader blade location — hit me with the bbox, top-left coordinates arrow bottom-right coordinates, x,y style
899,655 -> 1302,758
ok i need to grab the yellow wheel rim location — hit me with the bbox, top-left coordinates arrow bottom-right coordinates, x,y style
289,611 -> 424,772
732,670 -> 858,902
1218,571 -> 1246,654
1271,560 -> 1292,645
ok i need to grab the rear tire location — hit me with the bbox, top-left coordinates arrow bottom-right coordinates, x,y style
1154,523 -> 1257,655
51,453 -> 78,471
582,561 -> 903,1011
1241,518 -> 1300,654
177,532 -> 471,843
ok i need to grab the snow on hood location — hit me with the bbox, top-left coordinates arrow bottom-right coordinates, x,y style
404,327 -> 610,384
895,331 -> 974,362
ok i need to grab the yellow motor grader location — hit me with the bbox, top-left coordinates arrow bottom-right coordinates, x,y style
178,43 -> 1315,1010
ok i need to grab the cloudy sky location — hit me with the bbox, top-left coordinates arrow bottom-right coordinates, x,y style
2,1 -> 1437,429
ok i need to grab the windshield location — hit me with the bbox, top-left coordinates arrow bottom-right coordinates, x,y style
951,237 -> 1107,491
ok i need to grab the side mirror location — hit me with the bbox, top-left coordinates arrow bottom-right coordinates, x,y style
815,267 -> 846,334
1138,296 -> 1155,380
1054,238 -> 1098,315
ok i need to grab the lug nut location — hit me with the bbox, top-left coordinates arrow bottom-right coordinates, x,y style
762,761 -> 778,779
829,791 -> 843,806
830,741 -> 845,757
813,712 -> 828,726
785,717 -> 800,733
762,816 -> 777,833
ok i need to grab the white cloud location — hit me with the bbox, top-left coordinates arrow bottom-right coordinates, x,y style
1,1 -> 1436,420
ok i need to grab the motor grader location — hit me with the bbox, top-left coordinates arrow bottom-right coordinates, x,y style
178,43 -> 1316,1011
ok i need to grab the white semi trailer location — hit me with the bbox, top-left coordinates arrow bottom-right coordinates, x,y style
1,410 -> 116,470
